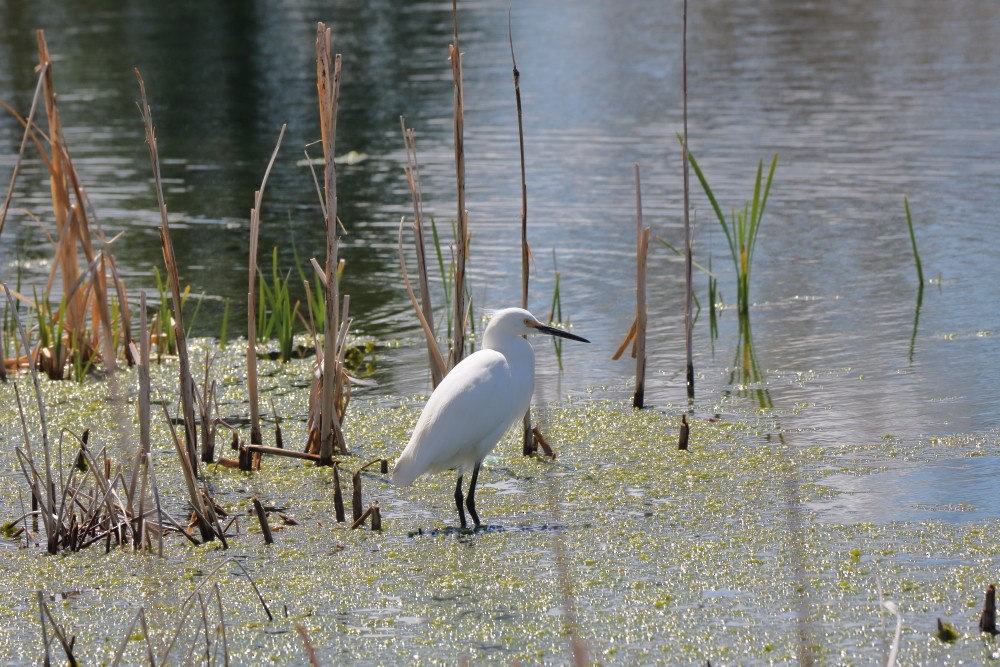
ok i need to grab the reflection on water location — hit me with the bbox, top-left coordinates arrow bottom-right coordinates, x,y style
1,0 -> 999,444
811,456 -> 1000,523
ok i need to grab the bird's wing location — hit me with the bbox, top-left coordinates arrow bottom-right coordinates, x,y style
392,350 -> 517,486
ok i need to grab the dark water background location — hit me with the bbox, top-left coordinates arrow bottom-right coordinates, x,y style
2,0 -> 998,456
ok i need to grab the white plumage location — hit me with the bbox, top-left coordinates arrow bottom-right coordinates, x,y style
392,308 -> 589,528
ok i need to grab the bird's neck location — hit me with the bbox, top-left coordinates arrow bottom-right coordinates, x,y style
485,332 -> 534,370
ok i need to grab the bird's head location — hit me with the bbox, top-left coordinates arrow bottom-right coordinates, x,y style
484,308 -> 590,343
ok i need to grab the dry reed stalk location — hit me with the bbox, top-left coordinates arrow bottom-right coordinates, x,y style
611,319 -> 637,361
678,414 -> 689,450
982,584 -> 998,634
5,283 -> 60,552
37,32 -> 85,344
36,33 -> 122,380
196,351 -> 218,463
246,444 -> 321,463
398,218 -> 448,377
449,0 -> 469,367
333,461 -> 346,523
110,607 -> 155,666
38,592 -> 77,665
352,471 -> 363,522
247,124 -> 287,454
349,505 -> 374,530
350,458 -> 388,523
0,60 -> 47,238
315,23 -> 346,465
681,0 -> 694,399
159,395 -> 215,542
507,16 -> 537,455
296,624 -> 322,666
159,558 -> 270,664
252,497 -> 274,545
633,164 -> 650,408
400,117 -> 443,388
135,69 -> 200,474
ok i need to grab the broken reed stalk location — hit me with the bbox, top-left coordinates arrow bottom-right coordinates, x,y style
981,584 -> 998,634
252,497 -> 274,545
634,163 -> 649,409
509,13 -> 536,456
449,0 -> 469,368
245,444 -> 320,463
351,458 -> 388,523
333,461 -> 346,523
678,413 -> 689,450
400,117 -> 443,388
247,124 -> 287,454
315,23 -> 346,464
681,0 -> 694,400
136,68 -> 200,476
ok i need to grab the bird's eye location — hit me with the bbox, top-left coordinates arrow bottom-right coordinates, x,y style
523,319 -> 534,327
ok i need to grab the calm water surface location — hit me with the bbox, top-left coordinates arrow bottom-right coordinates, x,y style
1,2 -> 998,476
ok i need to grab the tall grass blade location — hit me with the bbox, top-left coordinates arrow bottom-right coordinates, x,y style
903,196 -> 924,287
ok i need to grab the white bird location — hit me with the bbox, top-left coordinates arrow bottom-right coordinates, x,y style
392,308 -> 589,529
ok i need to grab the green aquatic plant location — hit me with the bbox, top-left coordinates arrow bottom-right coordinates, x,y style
257,247 -> 301,362
685,145 -> 777,318
904,196 -> 924,289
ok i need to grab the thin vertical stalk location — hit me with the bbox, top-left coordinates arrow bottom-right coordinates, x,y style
400,117 -> 443,388
126,291 -> 151,507
509,14 -> 534,454
681,0 -> 694,400
634,164 -> 649,408
316,24 -> 345,463
136,68 -> 200,476
449,0 -> 468,367
247,124 -> 286,452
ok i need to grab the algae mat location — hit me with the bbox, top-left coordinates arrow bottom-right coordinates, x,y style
0,355 -> 998,664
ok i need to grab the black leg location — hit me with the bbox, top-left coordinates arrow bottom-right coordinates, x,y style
466,461 -> 481,528
454,474 -> 467,529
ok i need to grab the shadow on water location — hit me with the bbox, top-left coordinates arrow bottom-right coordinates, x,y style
406,522 -> 566,539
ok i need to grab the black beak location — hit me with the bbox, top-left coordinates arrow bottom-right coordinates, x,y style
531,321 -> 590,343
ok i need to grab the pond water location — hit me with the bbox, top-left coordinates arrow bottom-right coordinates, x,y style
1,0 -> 1000,663
2,0 -> 998,446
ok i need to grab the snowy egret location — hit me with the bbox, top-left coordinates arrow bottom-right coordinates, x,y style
392,308 -> 589,529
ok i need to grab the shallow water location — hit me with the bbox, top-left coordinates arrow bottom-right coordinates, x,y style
0,362 -> 998,664
2,0 -> 1000,663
